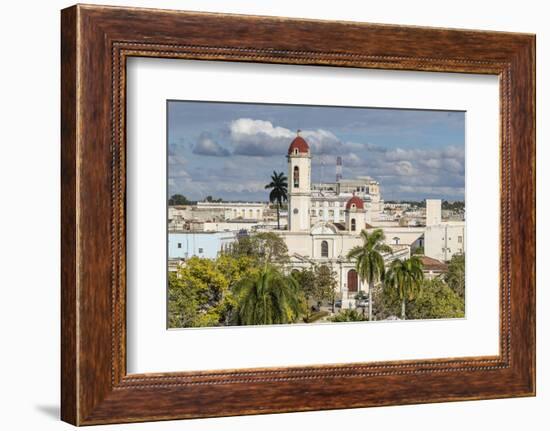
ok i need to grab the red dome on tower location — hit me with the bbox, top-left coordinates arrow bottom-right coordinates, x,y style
346,196 -> 364,210
288,132 -> 310,155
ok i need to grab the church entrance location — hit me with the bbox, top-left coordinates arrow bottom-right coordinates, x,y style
347,269 -> 358,293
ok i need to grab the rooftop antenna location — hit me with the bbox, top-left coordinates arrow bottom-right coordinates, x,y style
336,156 -> 343,182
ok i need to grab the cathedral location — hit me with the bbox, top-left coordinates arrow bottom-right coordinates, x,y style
278,132 -> 409,308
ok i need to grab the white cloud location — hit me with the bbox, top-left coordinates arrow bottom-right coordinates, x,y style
229,118 -> 345,156
193,132 -> 230,157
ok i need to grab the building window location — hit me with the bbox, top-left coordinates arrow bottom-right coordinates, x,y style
458,236 -> 463,243
294,148 -> 299,155
293,208 -> 299,214
319,209 -> 323,216
293,166 -> 300,188
198,248 -> 204,253
393,237 -> 400,245
321,240 -> 329,258
177,243 -> 182,248
351,218 -> 356,231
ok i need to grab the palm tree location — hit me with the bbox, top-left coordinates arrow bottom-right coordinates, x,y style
346,229 -> 392,320
385,256 -> 424,319
265,171 -> 288,230
234,265 -> 304,325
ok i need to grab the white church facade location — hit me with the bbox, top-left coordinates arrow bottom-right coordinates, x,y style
271,132 -> 465,307
274,133 -> 408,307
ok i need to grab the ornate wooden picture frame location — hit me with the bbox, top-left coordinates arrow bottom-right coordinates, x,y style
61,4 -> 535,425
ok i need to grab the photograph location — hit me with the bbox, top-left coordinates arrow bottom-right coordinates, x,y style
167,101 -> 466,328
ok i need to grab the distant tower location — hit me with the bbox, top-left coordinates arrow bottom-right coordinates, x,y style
345,195 -> 366,233
336,156 -> 343,182
426,199 -> 442,226
287,130 -> 311,232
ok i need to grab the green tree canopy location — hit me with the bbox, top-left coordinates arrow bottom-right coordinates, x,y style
168,257 -> 230,328
293,265 -> 337,304
314,265 -> 338,304
384,256 -> 424,319
228,232 -> 289,265
168,194 -> 190,205
407,278 -> 465,319
233,265 -> 304,325
445,253 -> 465,298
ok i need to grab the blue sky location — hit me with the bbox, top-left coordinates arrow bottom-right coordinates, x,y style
168,101 -> 465,202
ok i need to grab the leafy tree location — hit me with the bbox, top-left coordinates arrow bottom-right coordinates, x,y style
228,232 -> 289,265
227,234 -> 255,257
216,254 -> 258,287
407,278 -> 465,319
168,271 -> 200,328
292,268 -> 316,302
214,254 -> 259,324
384,256 -> 424,319
265,171 -> 288,230
168,194 -> 189,205
445,253 -> 465,298
168,257 -> 230,328
330,309 -> 366,322
372,283 -> 401,320
293,265 -> 338,316
233,265 -> 304,325
347,229 -> 393,320
315,265 -> 338,310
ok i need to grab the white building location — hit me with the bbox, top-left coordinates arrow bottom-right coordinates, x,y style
274,133 -> 408,308
168,231 -> 237,261
271,133 -> 464,308
424,199 -> 465,261
196,202 -> 269,221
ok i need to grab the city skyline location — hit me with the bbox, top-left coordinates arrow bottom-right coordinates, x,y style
168,101 -> 465,202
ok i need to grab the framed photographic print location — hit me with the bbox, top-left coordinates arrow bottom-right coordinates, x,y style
61,4 -> 535,425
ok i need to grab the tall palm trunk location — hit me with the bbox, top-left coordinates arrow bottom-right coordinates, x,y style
368,281 -> 374,321
401,298 -> 406,319
276,203 -> 280,230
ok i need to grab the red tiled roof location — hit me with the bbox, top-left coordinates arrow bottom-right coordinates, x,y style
345,196 -> 364,210
419,256 -> 448,272
288,136 -> 309,155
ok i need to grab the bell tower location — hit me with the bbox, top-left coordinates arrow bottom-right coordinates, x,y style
345,194 -> 366,233
287,131 -> 311,232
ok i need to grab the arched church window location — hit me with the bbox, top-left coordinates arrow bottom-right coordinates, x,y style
351,218 -> 356,231
393,237 -> 400,245
293,166 -> 300,188
321,240 -> 329,258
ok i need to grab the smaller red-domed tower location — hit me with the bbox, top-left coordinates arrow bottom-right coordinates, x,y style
345,194 -> 366,233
